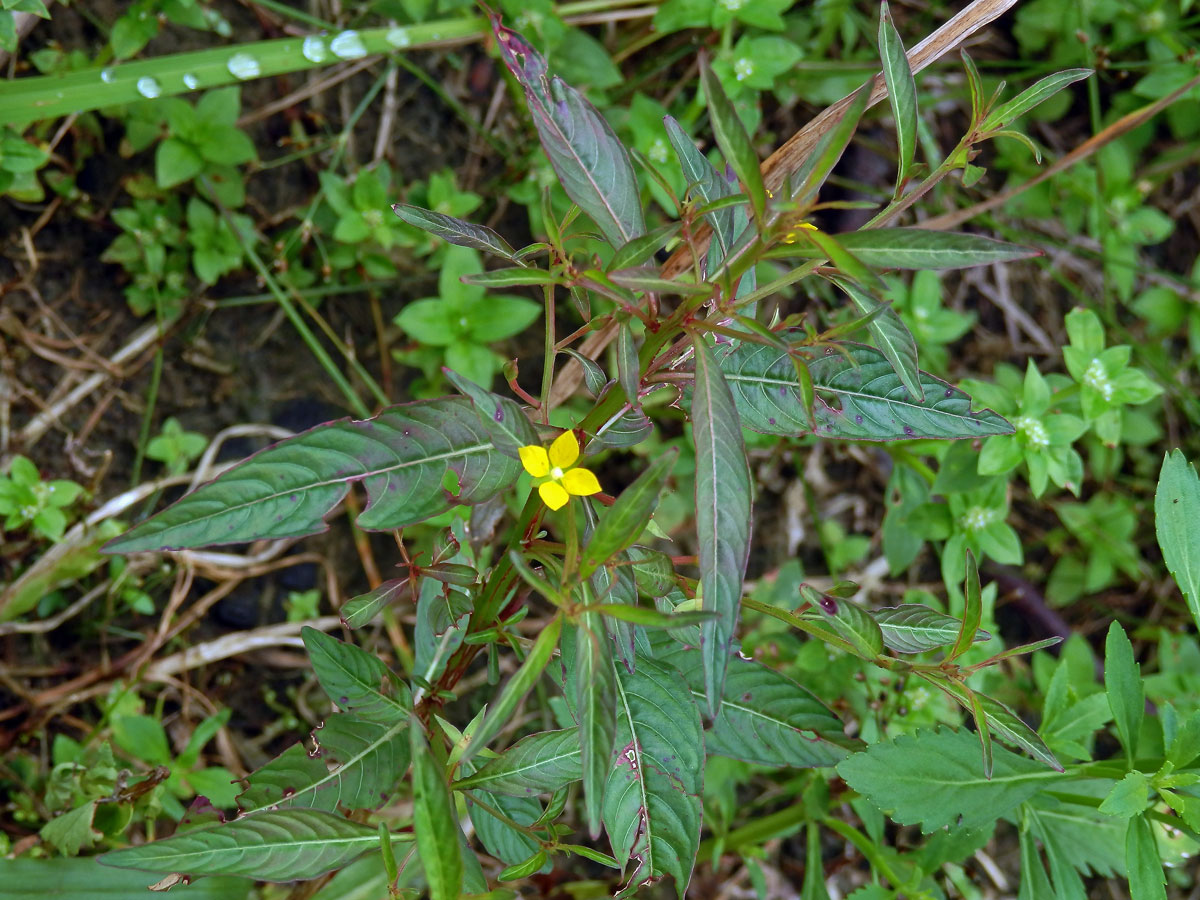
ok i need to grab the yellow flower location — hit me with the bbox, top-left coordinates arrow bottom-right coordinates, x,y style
519,431 -> 602,511
782,221 -> 819,244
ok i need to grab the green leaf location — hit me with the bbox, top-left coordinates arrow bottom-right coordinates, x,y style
41,801 -> 101,856
391,203 -> 516,260
1155,450 -> 1200,633
836,728 -> 1056,833
1105,621 -> 1144,765
302,627 -> 410,723
832,275 -> 922,401
156,137 -> 204,188
1099,771 -> 1149,818
871,604 -> 990,654
878,1 -> 917,192
341,578 -> 410,629
608,222 -> 682,271
608,267 -> 712,296
617,321 -> 640,409
652,639 -> 851,767
443,370 -> 538,458
314,714 -> 411,809
791,85 -> 871,209
581,449 -> 678,579
104,398 -> 523,553
576,617 -> 617,837
980,69 -> 1092,132
460,616 -> 562,769
2,858 -> 251,900
949,550 -> 982,661
460,267 -> 559,287
469,791 -> 542,867
410,722 -> 463,900
452,729 -> 581,796
691,336 -> 752,717
603,656 -> 703,898
663,115 -> 746,269
1125,815 -> 1167,900
100,809 -> 382,880
495,25 -> 644,248
807,588 -> 885,659
699,61 -> 766,226
835,229 -> 1039,269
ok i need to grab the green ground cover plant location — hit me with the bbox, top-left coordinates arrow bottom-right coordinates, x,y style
4,1 -> 1200,898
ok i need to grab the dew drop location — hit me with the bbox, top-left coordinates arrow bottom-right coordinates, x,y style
301,35 -> 328,63
100,67 -> 116,84
227,52 -> 262,80
135,76 -> 162,99
182,72 -> 200,90
330,30 -> 367,59
386,27 -> 411,48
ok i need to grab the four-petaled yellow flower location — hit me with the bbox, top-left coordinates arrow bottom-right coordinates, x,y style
519,431 -> 602,511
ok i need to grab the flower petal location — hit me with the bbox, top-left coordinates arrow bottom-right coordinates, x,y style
539,481 -> 570,510
561,467 -> 601,497
548,430 -> 580,469
519,445 -> 550,478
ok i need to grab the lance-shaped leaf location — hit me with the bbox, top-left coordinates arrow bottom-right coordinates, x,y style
832,275 -> 922,401
312,715 -> 411,809
948,550 -> 982,661
603,656 -> 704,898
236,744 -> 333,814
494,23 -> 644,248
581,448 -> 678,579
100,808 -> 382,880
341,577 -> 410,629
652,639 -> 852,767
617,321 -> 640,409
391,204 -> 517,261
710,339 -> 813,435
609,222 -> 682,271
806,587 -> 885,660
691,337 -> 752,717
443,370 -> 538,458
1155,450 -> 1200,633
837,728 -> 1056,834
468,791 -> 543,867
699,60 -> 766,226
878,1 -> 917,192
980,69 -> 1092,132
453,729 -> 581,796
105,398 -> 523,553
872,604 -> 991,655
460,267 -> 559,287
835,228 -> 1039,270
302,627 -> 410,723
411,720 -> 463,900
807,343 -> 1013,441
629,546 -> 676,597
576,617 -> 617,837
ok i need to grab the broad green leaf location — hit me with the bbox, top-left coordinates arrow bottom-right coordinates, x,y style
1125,815 -> 1167,900
100,808 -> 383,880
314,714 -> 411,809
1105,621 -> 1144,764
468,790 -> 542,867
411,721 -> 463,900
980,69 -> 1092,132
1099,771 -> 1150,818
871,604 -> 990,654
236,743 -> 332,814
835,229 -> 1039,269
581,448 -> 678,579
836,728 -> 1056,833
949,550 -> 982,661
603,656 -> 704,898
1020,793 -> 1126,878
391,204 -> 516,260
833,275 -> 922,401
699,61 -> 766,226
302,627 -> 410,724
807,588 -> 884,659
1,858 -> 250,900
878,1 -> 917,191
653,639 -> 851,767
494,25 -> 644,248
628,546 -> 676,597
443,370 -> 538,458
1154,450 -> 1200,632
576,617 -> 617,837
40,801 -> 100,856
460,616 -> 562,768
105,398 -> 523,553
452,729 -> 581,796
691,336 -> 752,716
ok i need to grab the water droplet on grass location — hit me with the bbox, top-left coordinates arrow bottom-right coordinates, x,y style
330,30 -> 367,59
100,68 -> 116,84
227,52 -> 261,80
301,35 -> 327,63
386,27 -> 411,48
135,76 -> 161,98
182,73 -> 199,90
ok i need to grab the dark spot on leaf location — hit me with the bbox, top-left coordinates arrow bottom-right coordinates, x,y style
340,696 -> 349,704
494,408 -> 504,422
289,495 -> 299,503
945,389 -> 954,397
819,597 -> 838,615
742,692 -> 752,701
854,415 -> 863,424
768,417 -> 777,426
779,386 -> 788,397
903,426 -> 914,436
